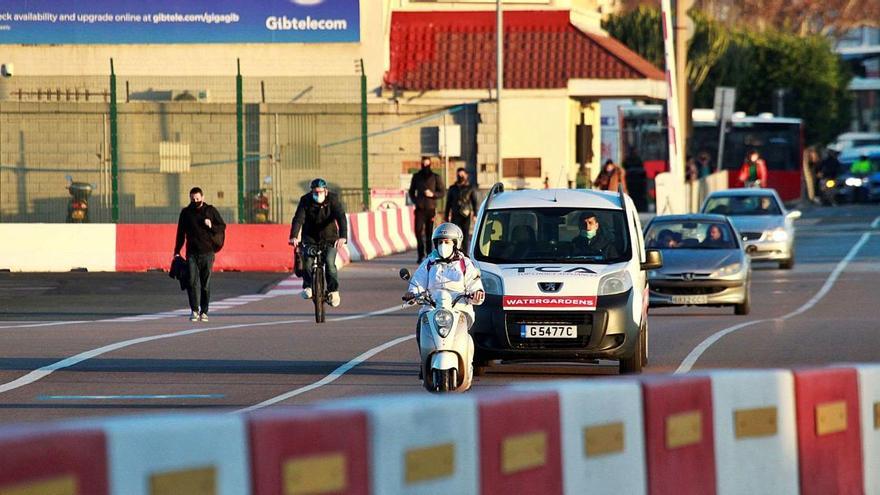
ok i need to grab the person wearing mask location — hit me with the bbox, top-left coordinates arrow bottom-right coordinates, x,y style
594,159 -> 628,193
174,187 -> 226,322
572,211 -> 619,259
288,178 -> 348,307
738,150 -> 768,188
444,167 -> 478,252
409,156 -> 446,263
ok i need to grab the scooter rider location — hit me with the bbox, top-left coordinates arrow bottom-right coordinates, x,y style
403,223 -> 485,355
288,178 -> 348,307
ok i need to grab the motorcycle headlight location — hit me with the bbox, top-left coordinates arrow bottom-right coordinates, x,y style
434,310 -> 454,338
768,228 -> 788,242
598,270 -> 633,296
481,271 -> 504,295
825,179 -> 836,188
711,262 -> 742,277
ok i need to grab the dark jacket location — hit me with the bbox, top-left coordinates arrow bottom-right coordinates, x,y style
174,203 -> 226,256
572,231 -> 619,259
445,182 -> 478,220
409,168 -> 445,211
169,256 -> 190,290
289,191 -> 348,244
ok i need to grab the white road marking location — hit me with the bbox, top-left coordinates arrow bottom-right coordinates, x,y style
237,334 -> 414,414
0,320 -> 90,330
675,215 -> 879,373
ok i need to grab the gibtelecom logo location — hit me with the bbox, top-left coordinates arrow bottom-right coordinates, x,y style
265,15 -> 347,31
502,296 -> 597,309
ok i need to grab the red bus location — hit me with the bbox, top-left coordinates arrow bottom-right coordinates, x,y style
615,106 -> 805,202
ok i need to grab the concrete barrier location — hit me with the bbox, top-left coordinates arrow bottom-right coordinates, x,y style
854,364 -> 880,495
103,414 -> 251,495
0,424 -> 109,495
708,369 -> 799,495
248,408 -> 369,495
794,367 -> 864,495
642,375 -> 716,495
477,391 -> 563,495
0,224 -> 116,271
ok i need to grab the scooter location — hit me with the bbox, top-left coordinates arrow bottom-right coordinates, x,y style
400,268 -> 475,393
67,181 -> 92,223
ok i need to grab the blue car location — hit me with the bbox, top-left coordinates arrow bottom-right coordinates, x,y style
833,146 -> 880,203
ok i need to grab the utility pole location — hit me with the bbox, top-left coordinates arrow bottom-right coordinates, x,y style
496,0 -> 503,183
675,0 -> 695,175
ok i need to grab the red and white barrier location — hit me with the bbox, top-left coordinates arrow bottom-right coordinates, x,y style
794,367 -> 864,495
708,369 -> 799,495
477,390 -> 563,495
380,208 -> 409,253
642,375 -> 717,495
399,206 -> 418,249
0,425 -> 109,495
248,408 -> 370,495
514,380 -> 647,495
102,414 -> 250,495
854,364 -> 880,495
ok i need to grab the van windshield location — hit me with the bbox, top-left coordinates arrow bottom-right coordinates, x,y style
474,207 -> 632,264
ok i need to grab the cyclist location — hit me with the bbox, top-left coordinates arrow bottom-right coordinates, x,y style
288,178 -> 348,307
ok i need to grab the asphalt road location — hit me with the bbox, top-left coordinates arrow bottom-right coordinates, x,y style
0,203 -> 878,423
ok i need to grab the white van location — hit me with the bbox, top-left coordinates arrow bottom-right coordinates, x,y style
469,184 -> 662,373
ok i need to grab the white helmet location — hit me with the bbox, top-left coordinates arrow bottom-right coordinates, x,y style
432,223 -> 464,260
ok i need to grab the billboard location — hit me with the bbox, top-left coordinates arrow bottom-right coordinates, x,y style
0,0 -> 360,44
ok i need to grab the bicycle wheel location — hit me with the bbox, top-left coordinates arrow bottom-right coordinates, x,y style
313,263 -> 326,323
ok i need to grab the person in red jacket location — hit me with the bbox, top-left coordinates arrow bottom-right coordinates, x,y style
738,150 -> 768,188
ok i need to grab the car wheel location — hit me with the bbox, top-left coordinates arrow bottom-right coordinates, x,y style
735,287 -> 751,315
779,257 -> 794,270
619,325 -> 645,374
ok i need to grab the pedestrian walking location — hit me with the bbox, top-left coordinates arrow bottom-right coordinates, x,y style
409,156 -> 445,263
594,159 -> 628,193
174,187 -> 226,322
445,167 -> 478,252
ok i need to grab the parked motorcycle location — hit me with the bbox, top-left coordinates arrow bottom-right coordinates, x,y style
400,268 -> 475,393
251,188 -> 270,223
67,181 -> 92,223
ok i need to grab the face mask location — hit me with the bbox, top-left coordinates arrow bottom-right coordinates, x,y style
437,243 -> 454,259
191,200 -> 203,208
581,228 -> 597,239
312,192 -> 326,204
457,175 -> 466,183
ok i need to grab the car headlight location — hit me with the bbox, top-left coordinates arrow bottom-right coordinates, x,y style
767,228 -> 788,242
434,310 -> 454,338
598,270 -> 633,296
711,262 -> 742,277
845,177 -> 864,187
481,271 -> 504,295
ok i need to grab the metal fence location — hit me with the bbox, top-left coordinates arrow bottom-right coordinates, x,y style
0,61 -> 373,224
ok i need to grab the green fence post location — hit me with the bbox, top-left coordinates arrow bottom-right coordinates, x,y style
109,58 -> 119,223
236,59 -> 245,223
359,59 -> 369,211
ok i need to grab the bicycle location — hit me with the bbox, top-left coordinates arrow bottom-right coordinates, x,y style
300,242 -> 330,323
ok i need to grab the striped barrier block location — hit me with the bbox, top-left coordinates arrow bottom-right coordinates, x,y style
399,207 -> 418,250
103,414 -> 250,495
708,370 -> 799,495
854,364 -> 880,495
642,376 -> 716,495
0,224 -> 117,272
325,394 -> 479,495
248,408 -> 369,495
794,367 -> 864,495
513,380 -> 646,495
477,391 -> 563,495
0,425 -> 109,495
381,208 -> 409,253
372,209 -> 394,256
348,212 -> 381,261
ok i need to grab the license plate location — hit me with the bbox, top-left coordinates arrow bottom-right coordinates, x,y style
671,295 -> 709,305
520,325 -> 577,338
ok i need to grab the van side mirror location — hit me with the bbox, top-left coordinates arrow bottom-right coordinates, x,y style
641,249 -> 663,271
399,268 -> 411,281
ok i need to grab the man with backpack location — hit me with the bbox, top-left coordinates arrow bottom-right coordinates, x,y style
174,187 -> 226,322
444,167 -> 478,252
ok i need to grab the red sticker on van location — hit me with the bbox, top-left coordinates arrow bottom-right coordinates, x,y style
502,296 -> 597,310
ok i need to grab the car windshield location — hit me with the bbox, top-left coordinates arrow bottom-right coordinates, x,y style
475,207 -> 632,264
702,195 -> 782,216
645,220 -> 738,250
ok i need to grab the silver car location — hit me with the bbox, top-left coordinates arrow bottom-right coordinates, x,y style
700,188 -> 801,269
645,214 -> 751,315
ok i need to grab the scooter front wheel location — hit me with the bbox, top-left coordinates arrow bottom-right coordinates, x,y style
430,368 -> 458,393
